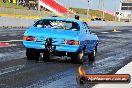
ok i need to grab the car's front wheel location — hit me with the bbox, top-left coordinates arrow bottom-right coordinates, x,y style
70,50 -> 85,64
26,48 -> 40,61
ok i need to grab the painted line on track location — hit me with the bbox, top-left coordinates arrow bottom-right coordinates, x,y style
128,30 -> 132,31
0,40 -> 22,43
0,42 -> 16,47
1,35 -> 6,36
100,32 -> 109,34
0,40 -> 22,47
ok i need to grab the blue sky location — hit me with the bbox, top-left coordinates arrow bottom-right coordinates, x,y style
56,0 -> 120,12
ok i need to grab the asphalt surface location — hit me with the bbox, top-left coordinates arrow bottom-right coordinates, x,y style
0,27 -> 132,88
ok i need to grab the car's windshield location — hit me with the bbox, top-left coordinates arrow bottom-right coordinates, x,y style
33,19 -> 80,31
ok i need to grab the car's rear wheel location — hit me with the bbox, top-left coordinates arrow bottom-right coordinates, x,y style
88,49 -> 96,61
42,50 -> 50,61
70,50 -> 85,64
26,48 -> 40,61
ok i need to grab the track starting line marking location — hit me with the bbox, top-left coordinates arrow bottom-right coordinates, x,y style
0,40 -> 21,47
0,42 -> 16,47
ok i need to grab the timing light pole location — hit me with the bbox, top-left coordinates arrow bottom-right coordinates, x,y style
87,0 -> 90,19
99,0 -> 105,20
66,0 -> 70,17
118,0 -> 122,21
38,0 -> 40,11
102,0 -> 105,20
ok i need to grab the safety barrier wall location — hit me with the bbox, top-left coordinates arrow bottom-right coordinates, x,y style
0,17 -> 132,27
87,21 -> 132,27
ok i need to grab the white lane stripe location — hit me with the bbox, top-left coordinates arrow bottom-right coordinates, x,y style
9,34 -> 18,36
0,65 -> 25,76
129,30 -> 132,31
1,35 -> 6,36
101,32 -> 109,34
0,40 -> 22,43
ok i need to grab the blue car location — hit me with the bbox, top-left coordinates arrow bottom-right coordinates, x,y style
23,17 -> 99,64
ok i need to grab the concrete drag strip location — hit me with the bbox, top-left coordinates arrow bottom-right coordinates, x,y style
26,68 -> 77,88
0,65 -> 25,76
26,31 -> 132,88
0,50 -> 26,62
38,56 -> 132,88
40,73 -> 77,88
92,61 -> 132,88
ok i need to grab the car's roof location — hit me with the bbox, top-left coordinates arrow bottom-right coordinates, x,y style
40,17 -> 84,23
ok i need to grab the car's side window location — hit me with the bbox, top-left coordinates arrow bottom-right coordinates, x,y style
34,20 -> 44,28
83,22 -> 90,33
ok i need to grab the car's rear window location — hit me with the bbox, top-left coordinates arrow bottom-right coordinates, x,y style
33,19 -> 80,31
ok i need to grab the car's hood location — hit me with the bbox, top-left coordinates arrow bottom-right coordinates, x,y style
24,27 -> 79,40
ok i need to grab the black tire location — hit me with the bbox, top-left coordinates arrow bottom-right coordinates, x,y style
79,77 -> 86,85
76,76 -> 86,85
70,50 -> 85,64
42,50 -> 50,61
88,49 -> 96,61
26,48 -> 40,61
95,45 -> 98,52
